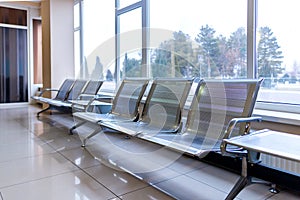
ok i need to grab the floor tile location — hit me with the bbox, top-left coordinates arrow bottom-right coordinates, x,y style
86,133 -> 189,174
0,122 -> 28,134
34,126 -> 70,140
166,155 -> 208,174
155,174 -> 228,200
120,186 -> 175,200
49,114 -> 78,129
135,167 -> 181,185
42,134 -> 83,152
29,114 -> 74,134
103,155 -> 166,175
0,137 -> 55,163
0,153 -> 77,188
17,115 -> 55,132
1,105 -> 300,200
186,165 -> 239,193
60,147 -> 101,169
85,165 -> 148,196
1,170 -> 116,200
0,130 -> 35,145
267,189 -> 300,200
236,183 -> 276,200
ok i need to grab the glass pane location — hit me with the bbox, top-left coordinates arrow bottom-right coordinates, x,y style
150,0 -> 247,79
257,0 -> 300,106
119,7 -> 142,78
118,0 -> 140,9
0,27 -> 28,103
74,30 -> 80,77
74,2 -> 80,29
82,0 -> 115,90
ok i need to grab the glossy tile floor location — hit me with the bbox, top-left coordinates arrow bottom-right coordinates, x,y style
0,105 -> 299,200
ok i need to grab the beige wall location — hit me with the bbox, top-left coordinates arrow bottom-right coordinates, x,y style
41,0 -> 51,98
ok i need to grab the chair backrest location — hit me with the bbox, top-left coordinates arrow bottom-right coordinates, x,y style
54,79 -> 75,101
66,80 -> 88,101
184,78 -> 263,145
111,78 -> 149,120
82,80 -> 104,96
141,78 -> 193,132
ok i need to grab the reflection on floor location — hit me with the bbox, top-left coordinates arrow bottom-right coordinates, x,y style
0,105 -> 299,200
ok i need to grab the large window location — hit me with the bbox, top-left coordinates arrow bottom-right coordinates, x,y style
76,0 -> 300,114
256,0 -> 300,113
74,1 -> 81,78
149,0 -> 247,79
74,0 -> 115,91
119,7 -> 143,79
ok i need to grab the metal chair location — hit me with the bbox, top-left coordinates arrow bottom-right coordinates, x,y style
31,79 -> 75,116
33,79 -> 89,116
100,78 -> 193,137
70,78 -> 150,146
138,79 -> 263,158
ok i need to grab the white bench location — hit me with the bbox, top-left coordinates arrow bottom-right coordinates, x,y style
221,129 -> 300,199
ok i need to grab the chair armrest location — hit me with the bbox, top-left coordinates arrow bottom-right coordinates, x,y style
38,88 -> 59,97
84,97 -> 101,112
77,94 -> 97,100
220,116 -> 262,157
95,95 -> 114,103
69,97 -> 96,112
223,116 -> 262,140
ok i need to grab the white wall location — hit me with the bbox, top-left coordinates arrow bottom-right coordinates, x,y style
50,0 -> 74,88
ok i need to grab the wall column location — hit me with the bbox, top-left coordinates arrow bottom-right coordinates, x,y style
41,0 -> 51,98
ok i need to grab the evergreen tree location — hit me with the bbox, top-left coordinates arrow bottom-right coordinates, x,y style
216,35 -> 229,77
151,47 -> 171,77
172,31 -> 194,77
257,27 -> 284,78
195,25 -> 221,78
226,27 -> 247,77
151,31 -> 195,77
123,53 -> 142,77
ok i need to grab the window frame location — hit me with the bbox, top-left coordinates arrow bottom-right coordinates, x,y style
75,0 -> 300,116
115,0 -> 149,83
73,0 -> 84,78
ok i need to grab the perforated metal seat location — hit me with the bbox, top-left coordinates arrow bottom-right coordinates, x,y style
31,79 -> 75,103
67,80 -> 104,111
70,78 -> 150,143
32,79 -> 102,116
31,79 -> 75,116
100,78 -> 193,136
138,79 -> 263,157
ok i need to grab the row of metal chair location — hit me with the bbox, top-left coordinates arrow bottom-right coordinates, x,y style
31,79 -> 104,116
70,78 -> 263,159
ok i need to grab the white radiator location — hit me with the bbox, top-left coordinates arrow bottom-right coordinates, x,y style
260,154 -> 300,175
